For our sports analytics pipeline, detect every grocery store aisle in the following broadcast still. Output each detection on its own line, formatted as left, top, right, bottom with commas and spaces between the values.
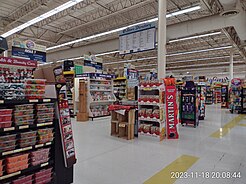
72, 105, 246, 184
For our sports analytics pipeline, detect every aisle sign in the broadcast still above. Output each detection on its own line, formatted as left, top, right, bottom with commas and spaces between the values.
12, 39, 46, 62
84, 55, 103, 72
119, 22, 156, 54
165, 86, 179, 139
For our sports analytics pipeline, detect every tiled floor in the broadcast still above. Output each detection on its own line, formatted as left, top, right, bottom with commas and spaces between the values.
72, 104, 246, 184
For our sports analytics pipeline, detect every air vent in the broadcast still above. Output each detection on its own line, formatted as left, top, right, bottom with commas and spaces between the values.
220, 9, 240, 17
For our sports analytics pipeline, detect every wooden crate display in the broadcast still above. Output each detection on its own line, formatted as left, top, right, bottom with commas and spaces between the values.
111, 109, 135, 140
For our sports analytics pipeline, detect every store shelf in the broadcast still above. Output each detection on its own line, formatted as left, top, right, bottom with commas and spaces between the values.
139, 86, 161, 91
139, 132, 159, 137
90, 89, 112, 92
0, 160, 54, 181
0, 122, 53, 133
138, 117, 161, 123
138, 102, 162, 106
90, 79, 111, 82
0, 142, 53, 157
90, 100, 115, 104
113, 77, 126, 81
0, 98, 55, 105
90, 84, 111, 87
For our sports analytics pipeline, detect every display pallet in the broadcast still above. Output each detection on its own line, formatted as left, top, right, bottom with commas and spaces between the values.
111, 109, 135, 140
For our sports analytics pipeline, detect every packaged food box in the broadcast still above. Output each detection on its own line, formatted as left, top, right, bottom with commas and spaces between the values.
19, 141, 36, 148
36, 103, 54, 110
39, 137, 53, 144
0, 159, 3, 165
0, 171, 3, 177
25, 84, 45, 90
12, 174, 33, 184
0, 139, 16, 147
6, 153, 29, 163
15, 104, 34, 111
0, 134, 16, 142
6, 163, 28, 174
7, 159, 28, 169
34, 168, 52, 178
0, 121, 12, 128
36, 113, 54, 119
0, 109, 13, 115
31, 158, 49, 166
0, 115, 12, 122
15, 114, 34, 122
35, 173, 52, 183
14, 109, 34, 116
26, 94, 44, 100
0, 165, 3, 172
35, 177, 52, 184
36, 118, 53, 124
31, 148, 50, 156
20, 131, 37, 139
25, 79, 46, 85
19, 136, 36, 143
15, 119, 34, 126
37, 108, 54, 114
0, 145, 16, 152
38, 128, 53, 136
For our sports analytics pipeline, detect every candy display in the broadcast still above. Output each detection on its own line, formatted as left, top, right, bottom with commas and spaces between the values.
36, 103, 54, 111
30, 148, 50, 166
139, 80, 162, 87
0, 134, 16, 152
37, 128, 54, 144
14, 104, 35, 125
0, 83, 25, 100
90, 105, 110, 117
0, 109, 12, 128
15, 104, 34, 111
138, 95, 160, 103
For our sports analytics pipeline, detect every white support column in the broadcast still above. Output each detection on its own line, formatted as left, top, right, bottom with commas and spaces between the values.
157, 0, 166, 79
229, 49, 234, 82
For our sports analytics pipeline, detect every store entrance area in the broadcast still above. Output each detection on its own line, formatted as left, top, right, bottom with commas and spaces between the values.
73, 105, 246, 184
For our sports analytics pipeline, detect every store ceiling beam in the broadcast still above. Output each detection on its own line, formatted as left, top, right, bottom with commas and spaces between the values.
3, 0, 52, 29
35, 0, 98, 28
59, 0, 155, 34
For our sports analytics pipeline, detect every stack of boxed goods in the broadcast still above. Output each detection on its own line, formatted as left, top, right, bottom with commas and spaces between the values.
30, 148, 50, 166
0, 134, 16, 152
14, 104, 34, 126
0, 109, 13, 128
6, 153, 29, 174
19, 131, 37, 148
37, 128, 54, 144
36, 103, 54, 124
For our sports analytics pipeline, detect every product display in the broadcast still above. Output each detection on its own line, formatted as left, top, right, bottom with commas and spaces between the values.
214, 85, 221, 104
205, 85, 213, 104
230, 78, 242, 113
138, 80, 166, 141
221, 84, 229, 108
181, 81, 199, 128
113, 77, 127, 100
196, 82, 206, 120
63, 71, 75, 117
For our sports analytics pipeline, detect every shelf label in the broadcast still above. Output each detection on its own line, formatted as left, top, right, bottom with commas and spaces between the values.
29, 99, 38, 103
41, 162, 49, 167
2, 150, 14, 156
45, 142, 52, 146
0, 171, 20, 180
43, 99, 51, 102
0, 100, 4, 104
35, 144, 44, 148
4, 127, 15, 132
19, 125, 29, 129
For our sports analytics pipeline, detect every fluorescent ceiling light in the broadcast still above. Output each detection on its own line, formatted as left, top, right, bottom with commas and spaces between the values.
169, 32, 221, 43
1, 0, 84, 38
47, 5, 201, 51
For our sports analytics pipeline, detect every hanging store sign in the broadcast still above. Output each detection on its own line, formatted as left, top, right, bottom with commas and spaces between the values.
12, 39, 46, 62
165, 85, 179, 139
84, 55, 103, 72
207, 76, 229, 84
0, 57, 37, 67
119, 22, 156, 54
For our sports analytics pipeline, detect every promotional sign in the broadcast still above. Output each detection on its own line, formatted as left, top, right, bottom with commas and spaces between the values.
12, 39, 46, 62
53, 66, 66, 83
231, 78, 242, 86
75, 65, 83, 76
0, 57, 37, 67
207, 76, 229, 84
119, 22, 156, 54
124, 68, 139, 87
84, 55, 103, 72
165, 86, 179, 139
58, 99, 76, 168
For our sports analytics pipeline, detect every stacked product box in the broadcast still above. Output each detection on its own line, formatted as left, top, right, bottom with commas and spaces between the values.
25, 79, 46, 100
0, 109, 13, 128
19, 131, 37, 148
37, 128, 54, 144
34, 168, 53, 184
6, 153, 29, 174
12, 174, 33, 184
30, 148, 50, 166
0, 84, 25, 100
36, 103, 54, 124
0, 159, 3, 176
0, 134, 16, 152
14, 104, 34, 126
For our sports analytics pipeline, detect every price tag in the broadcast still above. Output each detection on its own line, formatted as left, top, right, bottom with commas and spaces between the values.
2, 150, 14, 156
35, 144, 44, 148
43, 99, 51, 102
45, 122, 53, 126
41, 162, 49, 167
0, 100, 4, 104
4, 127, 15, 132
46, 142, 52, 146
0, 171, 20, 180
29, 99, 38, 103
19, 125, 29, 129
37, 123, 44, 127
22, 147, 32, 151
